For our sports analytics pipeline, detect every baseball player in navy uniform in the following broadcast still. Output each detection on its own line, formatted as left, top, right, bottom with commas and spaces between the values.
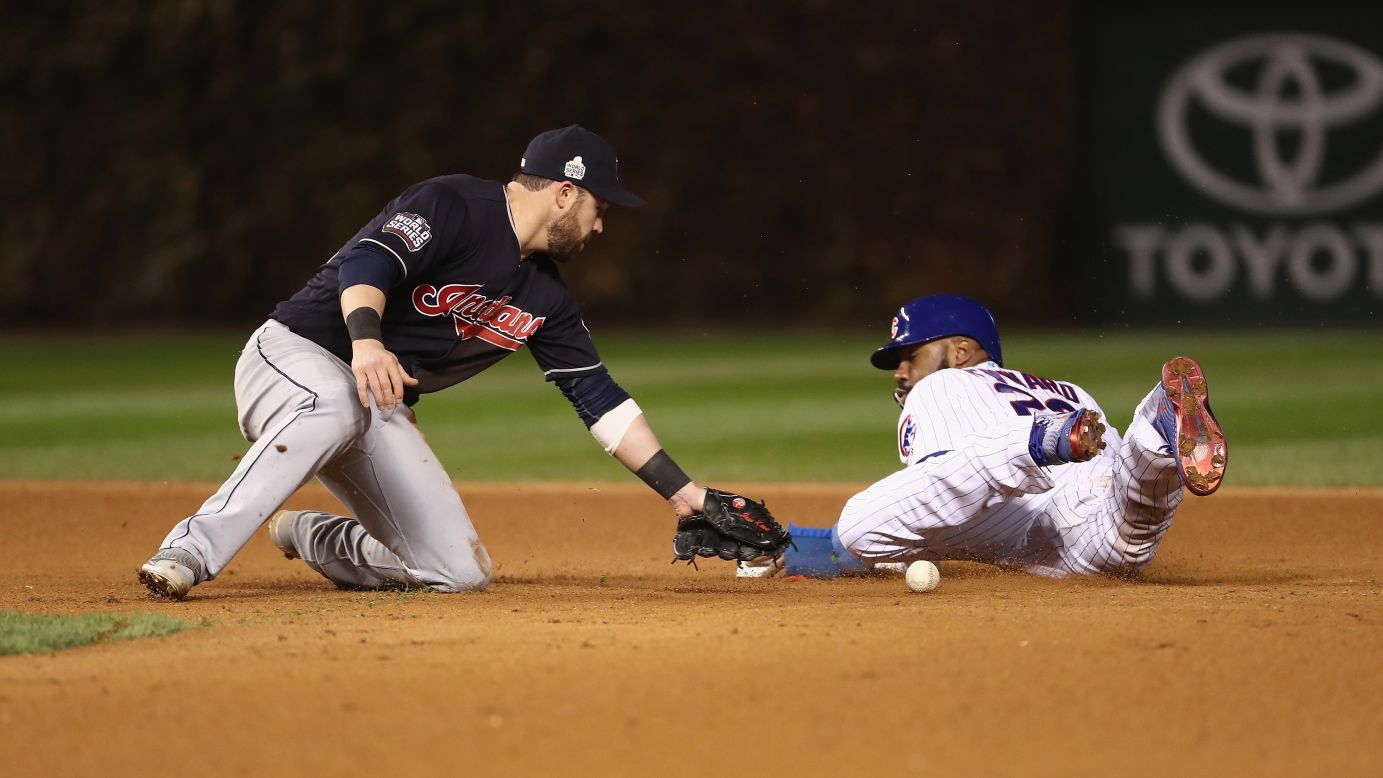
742, 294, 1228, 579
140, 125, 714, 599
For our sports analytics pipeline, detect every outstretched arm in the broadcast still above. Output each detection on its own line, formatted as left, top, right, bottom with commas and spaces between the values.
609, 415, 707, 518
553, 374, 789, 561
549, 372, 706, 518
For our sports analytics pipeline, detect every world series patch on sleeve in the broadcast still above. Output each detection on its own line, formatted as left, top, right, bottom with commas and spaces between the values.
672, 489, 792, 563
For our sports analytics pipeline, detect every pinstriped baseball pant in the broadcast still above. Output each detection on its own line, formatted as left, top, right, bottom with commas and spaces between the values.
154, 319, 492, 592
835, 386, 1183, 577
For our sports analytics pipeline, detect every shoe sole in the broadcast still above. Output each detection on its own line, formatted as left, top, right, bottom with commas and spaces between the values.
1067, 409, 1108, 462
138, 566, 189, 601
1161, 356, 1228, 496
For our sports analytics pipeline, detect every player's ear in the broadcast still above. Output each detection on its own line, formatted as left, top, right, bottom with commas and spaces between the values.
953, 337, 987, 367
949, 337, 972, 366
553, 181, 577, 210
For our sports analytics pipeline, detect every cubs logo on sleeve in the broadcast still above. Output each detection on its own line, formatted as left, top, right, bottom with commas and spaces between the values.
898, 413, 916, 461
382, 212, 433, 252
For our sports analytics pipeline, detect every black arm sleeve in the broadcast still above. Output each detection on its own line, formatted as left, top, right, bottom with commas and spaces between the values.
553, 371, 632, 428
338, 242, 403, 294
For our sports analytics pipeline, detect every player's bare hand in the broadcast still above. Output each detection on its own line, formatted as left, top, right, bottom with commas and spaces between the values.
351, 339, 419, 411
668, 482, 707, 519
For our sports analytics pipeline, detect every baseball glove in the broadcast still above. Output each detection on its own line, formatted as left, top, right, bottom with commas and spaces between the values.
672, 488, 792, 563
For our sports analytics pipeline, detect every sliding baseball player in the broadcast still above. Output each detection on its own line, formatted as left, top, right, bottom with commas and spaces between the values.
742, 294, 1227, 579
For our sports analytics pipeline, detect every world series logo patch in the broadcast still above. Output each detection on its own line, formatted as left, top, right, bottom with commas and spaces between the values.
382, 212, 433, 252
564, 156, 587, 180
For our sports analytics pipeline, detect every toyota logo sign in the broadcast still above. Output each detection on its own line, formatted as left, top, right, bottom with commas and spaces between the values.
1158, 33, 1383, 216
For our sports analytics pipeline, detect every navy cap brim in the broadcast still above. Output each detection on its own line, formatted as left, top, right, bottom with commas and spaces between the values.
870, 345, 901, 370
583, 183, 646, 208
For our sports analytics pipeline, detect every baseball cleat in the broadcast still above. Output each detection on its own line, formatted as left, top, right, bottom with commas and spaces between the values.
267, 510, 303, 560
1062, 409, 1108, 463
736, 556, 784, 578
1157, 356, 1227, 496
138, 558, 194, 601
1029, 409, 1107, 466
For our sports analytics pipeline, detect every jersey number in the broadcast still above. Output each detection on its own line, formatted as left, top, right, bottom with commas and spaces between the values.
993, 383, 1076, 416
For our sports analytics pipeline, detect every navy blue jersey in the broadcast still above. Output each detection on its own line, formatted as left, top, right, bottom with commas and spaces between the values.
272, 175, 605, 403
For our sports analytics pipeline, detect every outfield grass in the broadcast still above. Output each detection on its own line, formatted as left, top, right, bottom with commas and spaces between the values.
1, 329, 1380, 486
0, 611, 194, 655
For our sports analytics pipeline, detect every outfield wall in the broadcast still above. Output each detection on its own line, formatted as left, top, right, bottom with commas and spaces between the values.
4, 3, 1380, 327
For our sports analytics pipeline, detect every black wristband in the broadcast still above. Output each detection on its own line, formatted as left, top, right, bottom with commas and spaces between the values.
345, 307, 383, 342
635, 449, 692, 500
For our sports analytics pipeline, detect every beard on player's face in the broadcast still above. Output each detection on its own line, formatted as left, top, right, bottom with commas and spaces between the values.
894, 343, 951, 403
545, 200, 591, 262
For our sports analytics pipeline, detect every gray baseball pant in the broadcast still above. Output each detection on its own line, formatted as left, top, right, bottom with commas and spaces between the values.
154, 319, 492, 592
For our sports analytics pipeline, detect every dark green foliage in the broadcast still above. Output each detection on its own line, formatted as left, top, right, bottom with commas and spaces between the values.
1, 3, 1072, 326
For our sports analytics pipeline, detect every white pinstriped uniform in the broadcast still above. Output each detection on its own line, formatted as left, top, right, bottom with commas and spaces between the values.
835, 361, 1183, 577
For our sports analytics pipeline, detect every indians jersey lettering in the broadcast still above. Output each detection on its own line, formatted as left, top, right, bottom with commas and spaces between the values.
412, 283, 546, 350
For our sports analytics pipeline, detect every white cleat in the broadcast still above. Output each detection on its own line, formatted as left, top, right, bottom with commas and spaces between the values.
267, 510, 303, 560
870, 562, 908, 575
138, 559, 194, 600
736, 557, 785, 578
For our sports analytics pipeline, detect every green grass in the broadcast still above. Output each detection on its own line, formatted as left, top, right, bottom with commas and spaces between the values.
0, 611, 194, 655
1, 329, 1380, 486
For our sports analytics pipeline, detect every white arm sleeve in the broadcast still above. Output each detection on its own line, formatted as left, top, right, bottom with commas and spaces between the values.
589, 398, 643, 454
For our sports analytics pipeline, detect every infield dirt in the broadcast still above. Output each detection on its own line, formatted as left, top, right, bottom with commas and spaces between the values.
1, 481, 1380, 776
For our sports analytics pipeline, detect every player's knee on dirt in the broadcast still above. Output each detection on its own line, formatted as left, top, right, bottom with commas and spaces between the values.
414, 541, 493, 593
419, 567, 491, 593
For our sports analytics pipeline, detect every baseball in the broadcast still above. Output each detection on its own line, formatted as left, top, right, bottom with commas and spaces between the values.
905, 560, 940, 593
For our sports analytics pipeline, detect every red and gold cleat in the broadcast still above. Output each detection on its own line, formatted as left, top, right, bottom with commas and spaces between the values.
1065, 409, 1108, 463
1160, 356, 1228, 496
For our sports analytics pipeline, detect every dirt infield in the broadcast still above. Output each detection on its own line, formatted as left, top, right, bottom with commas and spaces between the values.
1, 481, 1380, 777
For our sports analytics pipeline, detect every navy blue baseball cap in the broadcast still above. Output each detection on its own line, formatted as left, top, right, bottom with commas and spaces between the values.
870, 294, 1004, 368
519, 125, 646, 208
